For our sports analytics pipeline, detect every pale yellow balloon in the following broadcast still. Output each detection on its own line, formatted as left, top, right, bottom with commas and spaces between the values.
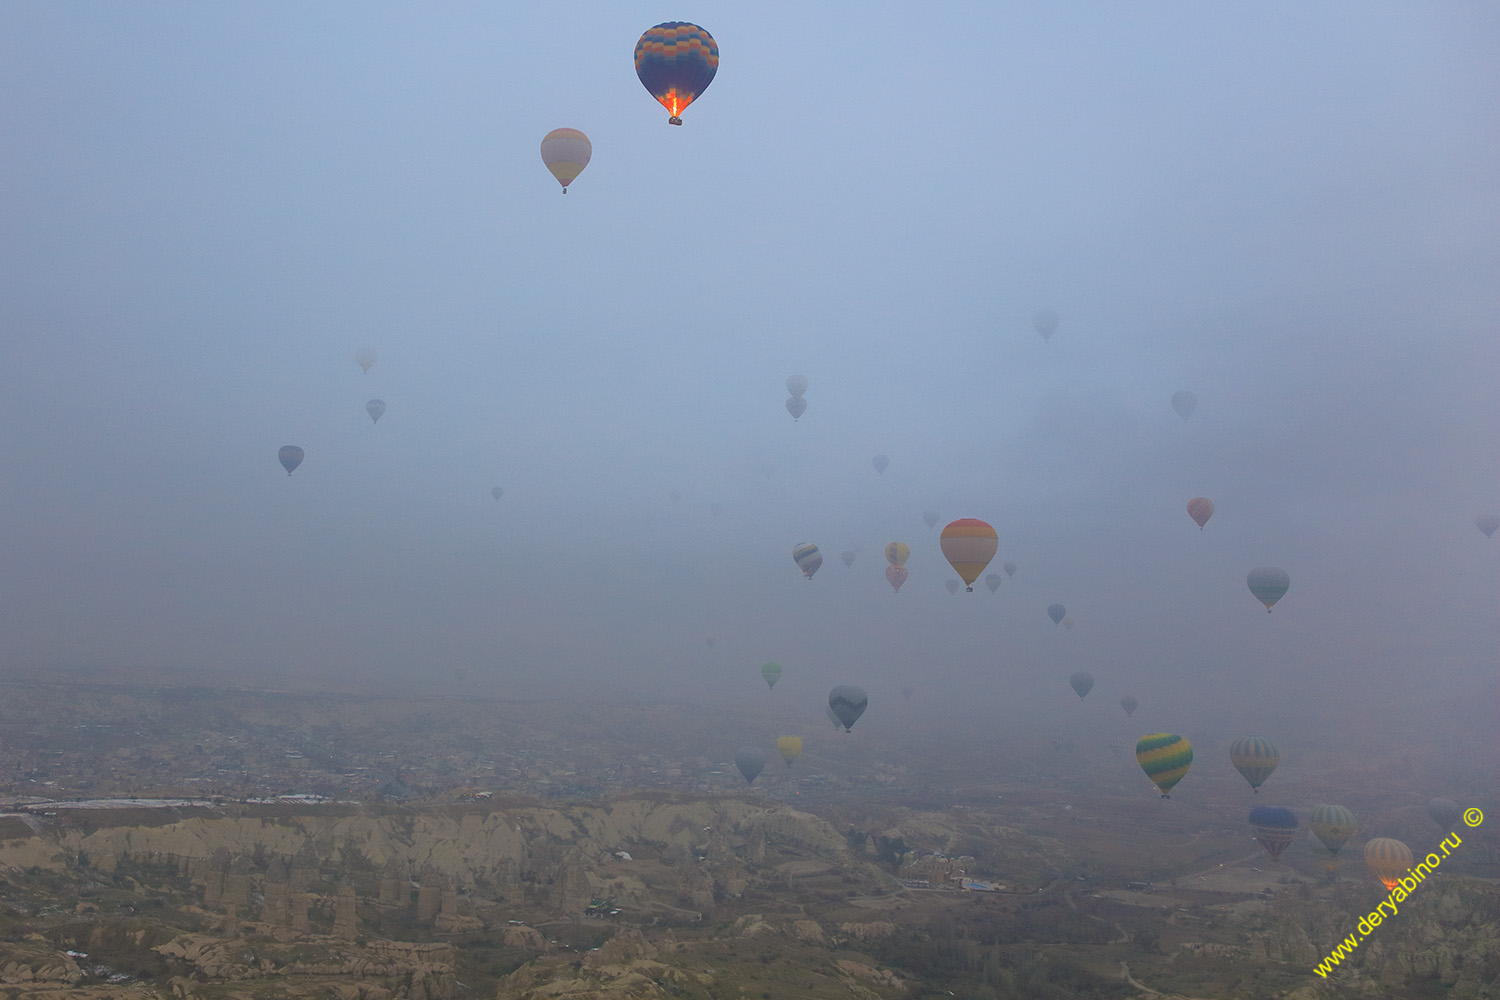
540, 128, 592, 192
776, 736, 802, 766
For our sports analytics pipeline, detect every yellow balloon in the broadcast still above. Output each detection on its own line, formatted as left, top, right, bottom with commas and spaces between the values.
776, 736, 802, 766
540, 128, 592, 192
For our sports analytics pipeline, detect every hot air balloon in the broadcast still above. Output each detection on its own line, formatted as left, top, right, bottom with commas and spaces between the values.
1061, 615, 1075, 631
1003, 562, 1017, 577
1120, 695, 1138, 716
366, 399, 386, 424
984, 574, 1001, 594
940, 518, 998, 591
1047, 604, 1066, 625
1249, 806, 1299, 861
1427, 798, 1462, 830
901, 685, 914, 701
540, 128, 591, 192
884, 542, 910, 567
1247, 567, 1290, 612
828, 685, 867, 732
761, 662, 782, 689
635, 22, 718, 125
922, 510, 939, 528
786, 375, 808, 398
705, 636, 716, 649
1171, 390, 1197, 420
786, 396, 807, 421
1476, 514, 1499, 538
735, 746, 767, 784
945, 579, 960, 595
1069, 672, 1094, 699
841, 549, 856, 569
1310, 804, 1357, 858
1364, 838, 1413, 891
1229, 736, 1279, 792
1186, 497, 1214, 529
885, 565, 908, 592
278, 445, 304, 476
491, 487, 503, 501
825, 705, 843, 729
872, 454, 889, 475
354, 347, 378, 373
1033, 309, 1059, 341
793, 543, 822, 579
776, 736, 802, 766
1136, 733, 1192, 798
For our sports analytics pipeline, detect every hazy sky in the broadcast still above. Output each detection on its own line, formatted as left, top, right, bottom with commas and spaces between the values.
1, 5, 1496, 748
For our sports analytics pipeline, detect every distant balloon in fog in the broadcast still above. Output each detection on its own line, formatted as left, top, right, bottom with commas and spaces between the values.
828, 685, 868, 732
901, 685, 914, 701
1427, 798, 1462, 829
1249, 806, 1298, 860
922, 510, 939, 528
885, 565, 908, 592
872, 454, 889, 475
1229, 736, 1279, 792
793, 543, 822, 579
1003, 562, 1017, 577
945, 579, 960, 595
1246, 567, 1290, 612
786, 375, 808, 398
1136, 733, 1192, 798
776, 736, 802, 766
1047, 603, 1066, 625
735, 746, 768, 784
761, 662, 782, 689
940, 518, 998, 591
785, 396, 807, 421
884, 542, 910, 568
278, 445, 304, 476
1476, 514, 1499, 538
841, 549, 856, 569
1069, 672, 1093, 699
1365, 838, 1413, 891
1120, 695, 1138, 716
984, 574, 1001, 594
1186, 497, 1214, 529
354, 347, 378, 373
1061, 615, 1075, 631
491, 487, 504, 500
825, 705, 843, 728
1033, 309, 1059, 341
1171, 390, 1198, 420
366, 399, 386, 424
1310, 804, 1357, 858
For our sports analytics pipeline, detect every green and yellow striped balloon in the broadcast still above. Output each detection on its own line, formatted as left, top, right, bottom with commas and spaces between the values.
1229, 735, 1279, 792
1136, 733, 1193, 798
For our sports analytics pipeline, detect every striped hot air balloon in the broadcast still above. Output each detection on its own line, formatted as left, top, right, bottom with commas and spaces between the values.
939, 518, 998, 591
1365, 838, 1413, 891
1229, 736, 1279, 792
1136, 733, 1193, 798
792, 543, 822, 579
540, 128, 592, 192
635, 22, 718, 125
884, 541, 910, 567
1249, 806, 1299, 860
1310, 804, 1357, 857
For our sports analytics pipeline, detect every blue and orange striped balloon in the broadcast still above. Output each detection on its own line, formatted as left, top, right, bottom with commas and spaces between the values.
635, 22, 718, 124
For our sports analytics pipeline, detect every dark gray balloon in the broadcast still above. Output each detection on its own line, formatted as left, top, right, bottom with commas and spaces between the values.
1069, 671, 1094, 699
735, 746, 768, 784
1427, 798, 1462, 829
1047, 603, 1066, 625
828, 684, 868, 732
277, 445, 304, 476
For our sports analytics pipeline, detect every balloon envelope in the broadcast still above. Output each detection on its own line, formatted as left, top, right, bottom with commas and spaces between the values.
840, 549, 856, 568
884, 541, 910, 567
1136, 733, 1192, 798
1249, 806, 1299, 860
1476, 514, 1499, 538
366, 399, 386, 423
1171, 390, 1198, 420
1365, 838, 1413, 890
761, 662, 782, 689
825, 705, 843, 729
1069, 671, 1094, 699
945, 579, 960, 595
278, 445, 304, 475
785, 396, 807, 420
635, 22, 718, 123
540, 128, 591, 192
735, 746, 767, 784
785, 375, 808, 398
1427, 798, 1462, 829
939, 518, 998, 590
1033, 309, 1059, 341
1047, 603, 1066, 625
1003, 561, 1017, 577
776, 736, 802, 766
354, 347, 378, 373
1247, 567, 1290, 611
922, 510, 939, 528
792, 543, 822, 579
1310, 804, 1357, 856
1186, 497, 1214, 529
885, 565, 908, 592
1061, 615, 1075, 631
872, 454, 889, 475
1229, 736, 1279, 791
828, 685, 868, 732
491, 487, 503, 500
984, 574, 1001, 594
1120, 695, 1138, 716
